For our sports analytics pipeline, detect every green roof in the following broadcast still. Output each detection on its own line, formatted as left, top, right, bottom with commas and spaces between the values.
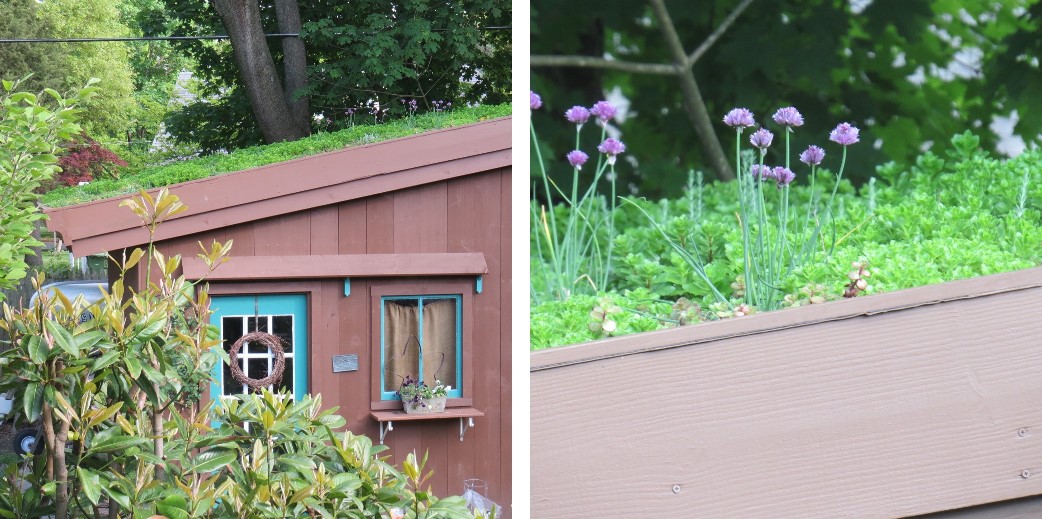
43, 103, 512, 207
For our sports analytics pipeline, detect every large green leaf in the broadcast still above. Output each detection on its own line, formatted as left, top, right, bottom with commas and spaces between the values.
26, 335, 46, 364
87, 434, 150, 454
23, 381, 42, 421
156, 495, 190, 519
192, 450, 238, 473
44, 320, 77, 356
76, 466, 102, 505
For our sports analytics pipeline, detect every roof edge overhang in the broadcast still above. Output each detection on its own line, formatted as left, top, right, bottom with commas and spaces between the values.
531, 264, 1042, 371
183, 253, 488, 280
46, 117, 511, 256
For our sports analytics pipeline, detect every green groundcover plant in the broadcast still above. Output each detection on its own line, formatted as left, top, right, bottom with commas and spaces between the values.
0, 190, 482, 519
42, 103, 511, 208
531, 94, 1042, 350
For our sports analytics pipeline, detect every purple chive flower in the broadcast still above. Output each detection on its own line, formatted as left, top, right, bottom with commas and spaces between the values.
772, 107, 804, 128
829, 122, 860, 146
590, 101, 617, 125
723, 108, 755, 128
773, 166, 796, 186
530, 91, 542, 110
565, 106, 591, 126
567, 150, 589, 169
799, 145, 825, 166
597, 138, 626, 165
749, 127, 774, 150
751, 164, 776, 181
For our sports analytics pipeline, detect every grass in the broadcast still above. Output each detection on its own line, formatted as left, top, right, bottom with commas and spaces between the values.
42, 103, 511, 208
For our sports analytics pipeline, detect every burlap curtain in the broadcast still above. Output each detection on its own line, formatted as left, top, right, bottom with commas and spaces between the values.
422, 299, 458, 387
384, 298, 459, 393
383, 302, 419, 392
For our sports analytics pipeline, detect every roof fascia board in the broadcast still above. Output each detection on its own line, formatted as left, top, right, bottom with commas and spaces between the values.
182, 253, 488, 280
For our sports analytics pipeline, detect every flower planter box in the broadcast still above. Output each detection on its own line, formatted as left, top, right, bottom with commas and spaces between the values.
531, 266, 1042, 518
402, 396, 447, 415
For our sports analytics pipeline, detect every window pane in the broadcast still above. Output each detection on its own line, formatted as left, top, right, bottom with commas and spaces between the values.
248, 358, 269, 387
272, 315, 293, 353
222, 316, 243, 349
223, 359, 240, 395
383, 299, 420, 393
279, 359, 293, 393
422, 299, 458, 390
247, 316, 269, 353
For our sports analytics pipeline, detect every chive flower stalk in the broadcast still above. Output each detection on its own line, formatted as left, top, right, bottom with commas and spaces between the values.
799, 145, 825, 166
566, 150, 589, 169
749, 128, 774, 152
597, 138, 626, 166
773, 167, 795, 187
772, 107, 804, 129
723, 108, 755, 128
751, 164, 775, 181
530, 91, 542, 111
565, 106, 591, 129
590, 101, 617, 126
827, 122, 860, 208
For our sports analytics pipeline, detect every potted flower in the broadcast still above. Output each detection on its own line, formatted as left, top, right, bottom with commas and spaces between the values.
397, 376, 449, 414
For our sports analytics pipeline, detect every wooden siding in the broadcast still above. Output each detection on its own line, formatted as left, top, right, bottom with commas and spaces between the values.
531, 266, 1042, 518
145, 168, 511, 511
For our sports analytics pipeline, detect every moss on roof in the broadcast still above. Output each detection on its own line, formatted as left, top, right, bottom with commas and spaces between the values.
43, 103, 511, 207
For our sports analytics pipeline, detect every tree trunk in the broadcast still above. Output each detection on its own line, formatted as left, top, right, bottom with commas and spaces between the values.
213, 0, 304, 144
648, 0, 735, 181
273, 0, 311, 136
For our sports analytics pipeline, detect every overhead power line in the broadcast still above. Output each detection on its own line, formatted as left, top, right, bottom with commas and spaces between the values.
0, 26, 511, 44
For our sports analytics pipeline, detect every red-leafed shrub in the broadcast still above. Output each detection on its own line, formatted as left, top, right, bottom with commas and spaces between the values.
55, 135, 128, 186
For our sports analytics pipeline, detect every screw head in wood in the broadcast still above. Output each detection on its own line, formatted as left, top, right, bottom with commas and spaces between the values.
1022, 470, 1032, 479
672, 484, 681, 494
1018, 428, 1029, 437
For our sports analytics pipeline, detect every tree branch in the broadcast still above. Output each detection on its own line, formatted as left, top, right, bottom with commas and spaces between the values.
686, 0, 756, 66
530, 54, 677, 75
649, 0, 734, 180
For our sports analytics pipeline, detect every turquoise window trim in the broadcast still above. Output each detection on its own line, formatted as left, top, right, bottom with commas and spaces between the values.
343, 278, 351, 297
209, 294, 308, 402
475, 275, 483, 294
380, 294, 463, 400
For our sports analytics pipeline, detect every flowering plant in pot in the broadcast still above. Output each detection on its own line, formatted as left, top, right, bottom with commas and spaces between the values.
398, 376, 450, 414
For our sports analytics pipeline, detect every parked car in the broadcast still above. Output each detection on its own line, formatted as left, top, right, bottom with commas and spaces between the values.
9, 280, 107, 456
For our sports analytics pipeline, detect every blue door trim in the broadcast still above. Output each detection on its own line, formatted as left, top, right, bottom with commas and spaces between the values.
209, 294, 308, 401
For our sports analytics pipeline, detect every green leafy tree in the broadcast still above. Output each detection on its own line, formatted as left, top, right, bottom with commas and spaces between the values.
36, 0, 139, 141
0, 0, 71, 96
152, 0, 511, 153
0, 79, 95, 301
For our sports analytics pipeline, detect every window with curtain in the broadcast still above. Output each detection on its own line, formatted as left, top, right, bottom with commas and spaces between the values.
381, 295, 462, 400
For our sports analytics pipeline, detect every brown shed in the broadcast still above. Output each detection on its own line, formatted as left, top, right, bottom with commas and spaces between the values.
45, 118, 512, 512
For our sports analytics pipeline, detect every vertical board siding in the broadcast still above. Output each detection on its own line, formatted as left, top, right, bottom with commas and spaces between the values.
497, 169, 512, 512
337, 200, 367, 255
142, 168, 509, 513
531, 285, 1042, 518
309, 206, 339, 255
447, 170, 503, 507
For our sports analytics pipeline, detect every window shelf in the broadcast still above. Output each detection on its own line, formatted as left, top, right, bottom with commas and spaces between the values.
370, 407, 484, 444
